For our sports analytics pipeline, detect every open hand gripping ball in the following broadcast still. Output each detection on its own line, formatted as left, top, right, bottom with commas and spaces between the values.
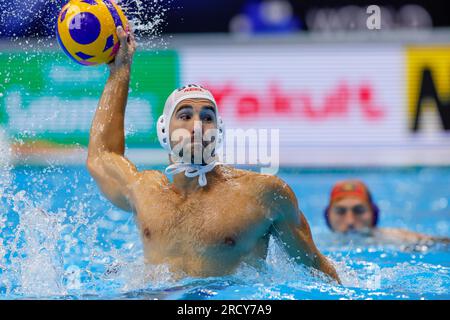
56, 0, 128, 66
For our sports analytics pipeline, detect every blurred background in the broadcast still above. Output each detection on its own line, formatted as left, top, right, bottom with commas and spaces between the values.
1, 0, 449, 36
0, 0, 449, 167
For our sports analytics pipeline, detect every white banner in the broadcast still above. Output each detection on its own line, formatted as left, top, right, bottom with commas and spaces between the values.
179, 44, 450, 166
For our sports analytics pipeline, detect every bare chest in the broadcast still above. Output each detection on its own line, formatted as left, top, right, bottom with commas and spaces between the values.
132, 185, 271, 250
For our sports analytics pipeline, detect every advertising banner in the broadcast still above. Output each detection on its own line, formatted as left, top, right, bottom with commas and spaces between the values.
0, 50, 179, 147
179, 44, 450, 165
1, 41, 450, 166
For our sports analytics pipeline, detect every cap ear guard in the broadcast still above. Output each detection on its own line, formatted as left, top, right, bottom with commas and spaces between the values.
215, 117, 224, 151
157, 115, 171, 151
366, 190, 379, 227
324, 205, 333, 230
371, 203, 379, 227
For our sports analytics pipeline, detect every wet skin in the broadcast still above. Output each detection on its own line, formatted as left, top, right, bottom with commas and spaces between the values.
86, 25, 340, 281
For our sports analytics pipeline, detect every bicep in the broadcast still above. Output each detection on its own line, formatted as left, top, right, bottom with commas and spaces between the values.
87, 152, 140, 212
264, 178, 318, 262
272, 209, 341, 282
271, 209, 319, 266
266, 178, 327, 264
264, 177, 340, 282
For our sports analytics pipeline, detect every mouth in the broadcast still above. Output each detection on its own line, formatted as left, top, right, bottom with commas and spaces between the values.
343, 227, 371, 236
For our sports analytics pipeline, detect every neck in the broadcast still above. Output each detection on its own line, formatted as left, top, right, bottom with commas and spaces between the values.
172, 172, 202, 193
172, 165, 219, 194
167, 156, 221, 194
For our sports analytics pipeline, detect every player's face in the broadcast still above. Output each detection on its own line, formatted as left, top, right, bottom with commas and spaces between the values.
328, 197, 374, 233
169, 98, 218, 164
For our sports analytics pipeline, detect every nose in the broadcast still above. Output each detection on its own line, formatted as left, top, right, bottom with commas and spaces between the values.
191, 120, 203, 140
184, 114, 200, 134
345, 213, 356, 230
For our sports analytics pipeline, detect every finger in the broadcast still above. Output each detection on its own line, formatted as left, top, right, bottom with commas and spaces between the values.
127, 23, 137, 51
127, 22, 136, 47
128, 22, 135, 39
116, 26, 128, 48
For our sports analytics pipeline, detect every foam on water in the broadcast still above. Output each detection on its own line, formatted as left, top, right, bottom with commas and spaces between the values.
0, 144, 175, 298
117, 0, 172, 50
1, 0, 172, 52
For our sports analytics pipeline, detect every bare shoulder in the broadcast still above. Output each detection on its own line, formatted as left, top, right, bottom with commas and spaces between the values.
140, 169, 170, 184
130, 169, 170, 191
218, 165, 287, 192
217, 165, 288, 189
253, 172, 297, 204
217, 165, 298, 215
215, 165, 257, 180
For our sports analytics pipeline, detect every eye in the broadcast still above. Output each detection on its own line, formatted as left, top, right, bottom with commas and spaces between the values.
353, 205, 368, 215
333, 207, 347, 216
177, 112, 192, 121
200, 109, 216, 123
202, 115, 213, 122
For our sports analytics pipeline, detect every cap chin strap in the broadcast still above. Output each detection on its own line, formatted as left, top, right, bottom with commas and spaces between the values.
165, 160, 221, 187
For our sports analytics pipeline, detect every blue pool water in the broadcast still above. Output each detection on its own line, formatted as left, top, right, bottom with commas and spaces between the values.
0, 165, 449, 300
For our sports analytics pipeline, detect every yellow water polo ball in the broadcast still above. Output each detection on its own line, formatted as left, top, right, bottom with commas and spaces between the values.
56, 0, 128, 66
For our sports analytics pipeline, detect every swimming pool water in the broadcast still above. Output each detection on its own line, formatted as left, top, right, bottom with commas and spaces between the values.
0, 165, 449, 300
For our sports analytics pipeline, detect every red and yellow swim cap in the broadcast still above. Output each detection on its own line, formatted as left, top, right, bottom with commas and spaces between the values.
329, 180, 371, 205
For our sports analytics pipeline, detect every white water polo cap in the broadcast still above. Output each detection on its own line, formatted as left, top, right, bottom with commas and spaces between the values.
157, 84, 224, 152
157, 84, 224, 187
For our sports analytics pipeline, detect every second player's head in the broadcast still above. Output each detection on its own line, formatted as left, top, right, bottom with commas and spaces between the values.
324, 180, 379, 234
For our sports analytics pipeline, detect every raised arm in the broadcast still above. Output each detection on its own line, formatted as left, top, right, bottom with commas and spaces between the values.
265, 177, 341, 283
87, 25, 139, 212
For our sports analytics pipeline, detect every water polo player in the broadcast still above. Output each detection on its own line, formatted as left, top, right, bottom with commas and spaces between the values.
86, 25, 340, 282
324, 180, 450, 245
